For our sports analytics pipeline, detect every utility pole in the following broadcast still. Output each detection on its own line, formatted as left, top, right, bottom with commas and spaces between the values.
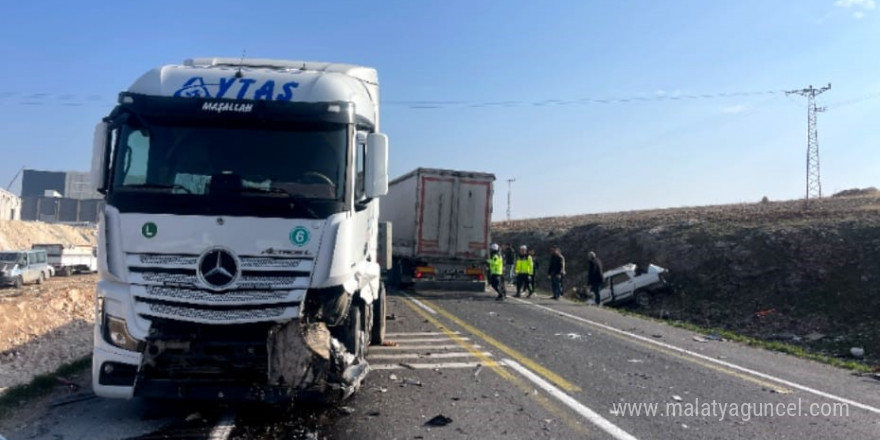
506, 178, 516, 221
786, 83, 831, 203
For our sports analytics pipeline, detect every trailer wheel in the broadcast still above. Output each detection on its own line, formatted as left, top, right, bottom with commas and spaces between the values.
634, 290, 651, 308
371, 283, 387, 345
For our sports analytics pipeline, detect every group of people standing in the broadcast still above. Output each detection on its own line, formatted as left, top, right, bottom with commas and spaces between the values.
486, 243, 569, 301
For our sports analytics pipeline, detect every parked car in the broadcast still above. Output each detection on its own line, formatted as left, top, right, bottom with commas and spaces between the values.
592, 263, 670, 307
0, 250, 51, 288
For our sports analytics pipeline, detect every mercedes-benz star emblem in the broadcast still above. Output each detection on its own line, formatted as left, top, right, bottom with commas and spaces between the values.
198, 248, 239, 289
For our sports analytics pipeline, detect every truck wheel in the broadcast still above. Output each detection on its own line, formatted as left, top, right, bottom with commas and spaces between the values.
342, 302, 364, 359
371, 284, 387, 345
13, 276, 22, 289
634, 290, 651, 308
62, 266, 73, 277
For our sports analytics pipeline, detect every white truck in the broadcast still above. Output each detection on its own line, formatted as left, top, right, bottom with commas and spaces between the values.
380, 168, 495, 291
32, 244, 98, 276
89, 58, 390, 403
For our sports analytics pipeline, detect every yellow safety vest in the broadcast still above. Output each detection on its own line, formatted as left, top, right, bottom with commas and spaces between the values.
488, 254, 504, 275
515, 256, 533, 275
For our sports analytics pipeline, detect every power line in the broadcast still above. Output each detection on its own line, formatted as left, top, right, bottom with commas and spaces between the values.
786, 83, 831, 203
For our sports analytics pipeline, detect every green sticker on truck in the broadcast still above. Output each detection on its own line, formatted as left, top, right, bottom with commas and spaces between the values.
290, 226, 310, 247
142, 222, 158, 239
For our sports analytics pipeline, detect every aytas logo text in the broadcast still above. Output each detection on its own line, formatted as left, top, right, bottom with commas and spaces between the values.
202, 102, 254, 114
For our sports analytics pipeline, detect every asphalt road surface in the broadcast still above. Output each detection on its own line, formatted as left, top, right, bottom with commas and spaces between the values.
3, 288, 879, 439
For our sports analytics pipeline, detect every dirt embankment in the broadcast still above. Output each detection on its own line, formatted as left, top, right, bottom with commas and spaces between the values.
0, 220, 98, 393
0, 220, 96, 250
494, 194, 880, 362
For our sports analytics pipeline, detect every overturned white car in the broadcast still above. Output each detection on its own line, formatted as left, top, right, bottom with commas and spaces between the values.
592, 263, 670, 307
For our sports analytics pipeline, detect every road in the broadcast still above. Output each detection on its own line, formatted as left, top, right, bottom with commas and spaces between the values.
3, 288, 880, 439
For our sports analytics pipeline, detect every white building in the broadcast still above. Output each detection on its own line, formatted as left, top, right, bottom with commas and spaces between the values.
0, 188, 21, 220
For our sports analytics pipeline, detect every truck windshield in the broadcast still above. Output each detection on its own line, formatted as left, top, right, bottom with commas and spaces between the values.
0, 253, 19, 262
108, 120, 348, 218
112, 121, 346, 198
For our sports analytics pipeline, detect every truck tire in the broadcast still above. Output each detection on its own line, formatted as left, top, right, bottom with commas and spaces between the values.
342, 302, 364, 359
13, 276, 22, 289
634, 290, 651, 308
62, 266, 73, 277
371, 284, 387, 345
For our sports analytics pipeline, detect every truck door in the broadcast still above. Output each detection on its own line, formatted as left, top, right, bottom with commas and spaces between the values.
454, 179, 491, 259
417, 176, 454, 256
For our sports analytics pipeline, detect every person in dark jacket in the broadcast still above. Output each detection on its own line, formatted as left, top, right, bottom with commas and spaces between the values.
587, 251, 605, 305
502, 243, 515, 286
547, 247, 565, 300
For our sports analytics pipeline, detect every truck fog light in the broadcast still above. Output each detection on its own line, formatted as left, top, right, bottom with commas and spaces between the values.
104, 315, 141, 351
103, 363, 115, 374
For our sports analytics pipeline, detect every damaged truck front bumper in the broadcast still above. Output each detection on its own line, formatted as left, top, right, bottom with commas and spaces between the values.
94, 316, 369, 403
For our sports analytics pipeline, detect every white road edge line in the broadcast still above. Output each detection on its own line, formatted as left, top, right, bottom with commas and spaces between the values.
372, 361, 493, 370
208, 410, 236, 440
399, 292, 437, 315
502, 358, 639, 440
368, 351, 493, 360
514, 298, 880, 416
386, 331, 461, 337
369, 344, 482, 351
394, 337, 472, 343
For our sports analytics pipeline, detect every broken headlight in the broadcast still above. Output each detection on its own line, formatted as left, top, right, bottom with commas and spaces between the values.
103, 314, 141, 352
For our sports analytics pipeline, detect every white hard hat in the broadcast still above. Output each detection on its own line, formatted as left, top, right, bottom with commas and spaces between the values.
519, 245, 527, 251
490, 243, 500, 251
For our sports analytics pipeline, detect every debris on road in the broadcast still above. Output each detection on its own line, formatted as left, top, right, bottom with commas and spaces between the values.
403, 378, 423, 387
400, 363, 416, 370
692, 336, 708, 343
381, 340, 399, 347
386, 313, 397, 321
474, 364, 483, 377
671, 395, 683, 402
337, 406, 355, 415
424, 414, 453, 427
651, 334, 663, 338
184, 412, 203, 422
627, 359, 645, 363
389, 374, 399, 381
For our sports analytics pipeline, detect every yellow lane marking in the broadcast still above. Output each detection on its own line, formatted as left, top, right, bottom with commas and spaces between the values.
417, 297, 581, 392
401, 298, 590, 436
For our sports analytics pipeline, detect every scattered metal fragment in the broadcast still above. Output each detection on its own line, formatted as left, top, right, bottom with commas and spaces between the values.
425, 414, 453, 427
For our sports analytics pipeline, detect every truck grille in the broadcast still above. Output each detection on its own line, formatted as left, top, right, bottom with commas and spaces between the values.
127, 253, 311, 324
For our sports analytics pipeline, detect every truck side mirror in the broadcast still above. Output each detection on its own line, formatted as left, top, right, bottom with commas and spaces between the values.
91, 122, 109, 194
365, 132, 389, 198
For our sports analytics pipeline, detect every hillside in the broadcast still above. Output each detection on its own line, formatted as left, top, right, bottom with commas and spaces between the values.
494, 194, 880, 363
0, 220, 96, 250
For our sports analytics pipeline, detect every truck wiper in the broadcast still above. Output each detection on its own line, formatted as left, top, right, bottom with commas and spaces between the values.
120, 183, 193, 194
232, 187, 322, 219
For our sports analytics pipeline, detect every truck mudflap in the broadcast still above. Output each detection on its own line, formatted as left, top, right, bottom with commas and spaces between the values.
268, 321, 370, 403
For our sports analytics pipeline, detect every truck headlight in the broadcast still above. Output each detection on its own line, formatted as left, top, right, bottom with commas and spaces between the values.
103, 315, 141, 352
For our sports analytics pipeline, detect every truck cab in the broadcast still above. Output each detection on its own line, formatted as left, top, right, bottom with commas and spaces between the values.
90, 58, 389, 402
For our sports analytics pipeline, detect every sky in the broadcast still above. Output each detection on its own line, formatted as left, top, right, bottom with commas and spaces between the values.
0, 0, 877, 220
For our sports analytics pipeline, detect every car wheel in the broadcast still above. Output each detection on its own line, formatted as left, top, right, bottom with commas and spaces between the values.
634, 290, 651, 308
37, 272, 45, 285
371, 283, 387, 346
13, 276, 22, 289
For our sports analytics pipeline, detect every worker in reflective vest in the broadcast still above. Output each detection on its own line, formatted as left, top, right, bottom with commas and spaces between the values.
514, 245, 534, 298
487, 244, 506, 300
